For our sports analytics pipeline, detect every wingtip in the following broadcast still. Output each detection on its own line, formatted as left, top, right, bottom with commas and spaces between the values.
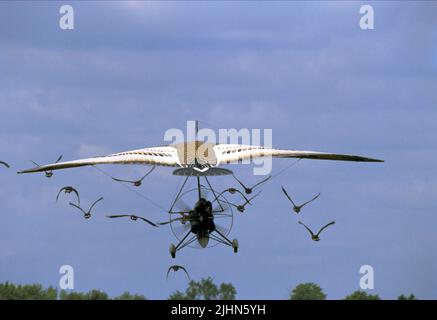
17, 170, 31, 174
17, 166, 42, 174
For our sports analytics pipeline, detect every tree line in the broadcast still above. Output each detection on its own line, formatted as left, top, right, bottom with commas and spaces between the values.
0, 279, 416, 300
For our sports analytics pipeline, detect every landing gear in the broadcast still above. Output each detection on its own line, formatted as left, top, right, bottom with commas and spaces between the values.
232, 239, 239, 253
169, 230, 197, 258
166, 167, 237, 257
170, 244, 176, 259
210, 228, 239, 254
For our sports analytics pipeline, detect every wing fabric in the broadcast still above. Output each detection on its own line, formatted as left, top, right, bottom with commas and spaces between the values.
18, 146, 181, 174
214, 144, 383, 165
18, 143, 383, 174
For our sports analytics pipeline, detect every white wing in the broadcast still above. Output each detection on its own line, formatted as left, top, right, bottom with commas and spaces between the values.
213, 144, 383, 165
18, 146, 181, 174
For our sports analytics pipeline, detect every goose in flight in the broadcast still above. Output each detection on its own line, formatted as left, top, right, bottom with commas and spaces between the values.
212, 188, 251, 205
281, 186, 320, 213
56, 186, 80, 205
111, 166, 155, 187
106, 214, 158, 227
298, 221, 335, 242
232, 174, 271, 195
226, 191, 262, 213
167, 265, 190, 280
30, 155, 63, 178
69, 197, 103, 219
0, 161, 10, 168
18, 141, 383, 176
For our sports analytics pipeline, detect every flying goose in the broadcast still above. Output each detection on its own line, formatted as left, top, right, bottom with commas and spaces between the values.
107, 214, 158, 227
298, 221, 336, 242
282, 186, 320, 213
69, 197, 103, 219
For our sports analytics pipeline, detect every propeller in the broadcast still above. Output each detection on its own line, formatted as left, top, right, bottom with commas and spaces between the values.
173, 197, 191, 214
200, 185, 210, 199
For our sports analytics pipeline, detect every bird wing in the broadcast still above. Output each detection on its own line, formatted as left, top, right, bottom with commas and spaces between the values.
298, 221, 315, 237
214, 144, 383, 165
231, 174, 247, 189
55, 188, 66, 202
300, 193, 321, 208
138, 216, 158, 227
166, 266, 174, 280
246, 191, 262, 204
57, 187, 80, 204
179, 266, 191, 280
69, 203, 86, 214
89, 197, 103, 212
158, 217, 183, 225
0, 161, 10, 168
281, 186, 296, 207
233, 189, 251, 203
139, 166, 156, 181
251, 175, 272, 189
18, 146, 181, 174
316, 221, 336, 236
30, 161, 41, 167
111, 177, 135, 183
158, 220, 172, 226
107, 215, 130, 219
71, 188, 80, 205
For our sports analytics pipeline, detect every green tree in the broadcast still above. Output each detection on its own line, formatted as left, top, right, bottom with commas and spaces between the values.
218, 283, 237, 300
0, 282, 57, 300
114, 291, 147, 300
398, 294, 417, 300
1, 282, 147, 300
59, 291, 88, 300
86, 289, 109, 300
60, 289, 109, 300
169, 277, 236, 300
344, 290, 380, 300
289, 283, 326, 300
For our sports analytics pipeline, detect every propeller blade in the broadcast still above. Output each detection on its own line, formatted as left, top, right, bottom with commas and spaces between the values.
213, 199, 231, 213
200, 186, 210, 199
172, 223, 191, 239
215, 224, 229, 236
174, 197, 191, 213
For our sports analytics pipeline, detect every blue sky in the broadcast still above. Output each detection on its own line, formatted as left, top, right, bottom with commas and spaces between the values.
0, 1, 436, 299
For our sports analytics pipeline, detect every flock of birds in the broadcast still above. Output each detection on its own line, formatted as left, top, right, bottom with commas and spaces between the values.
1, 158, 336, 280
281, 187, 335, 241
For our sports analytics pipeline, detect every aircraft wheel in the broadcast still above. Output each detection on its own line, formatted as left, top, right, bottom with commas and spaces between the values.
169, 244, 176, 259
232, 239, 239, 253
